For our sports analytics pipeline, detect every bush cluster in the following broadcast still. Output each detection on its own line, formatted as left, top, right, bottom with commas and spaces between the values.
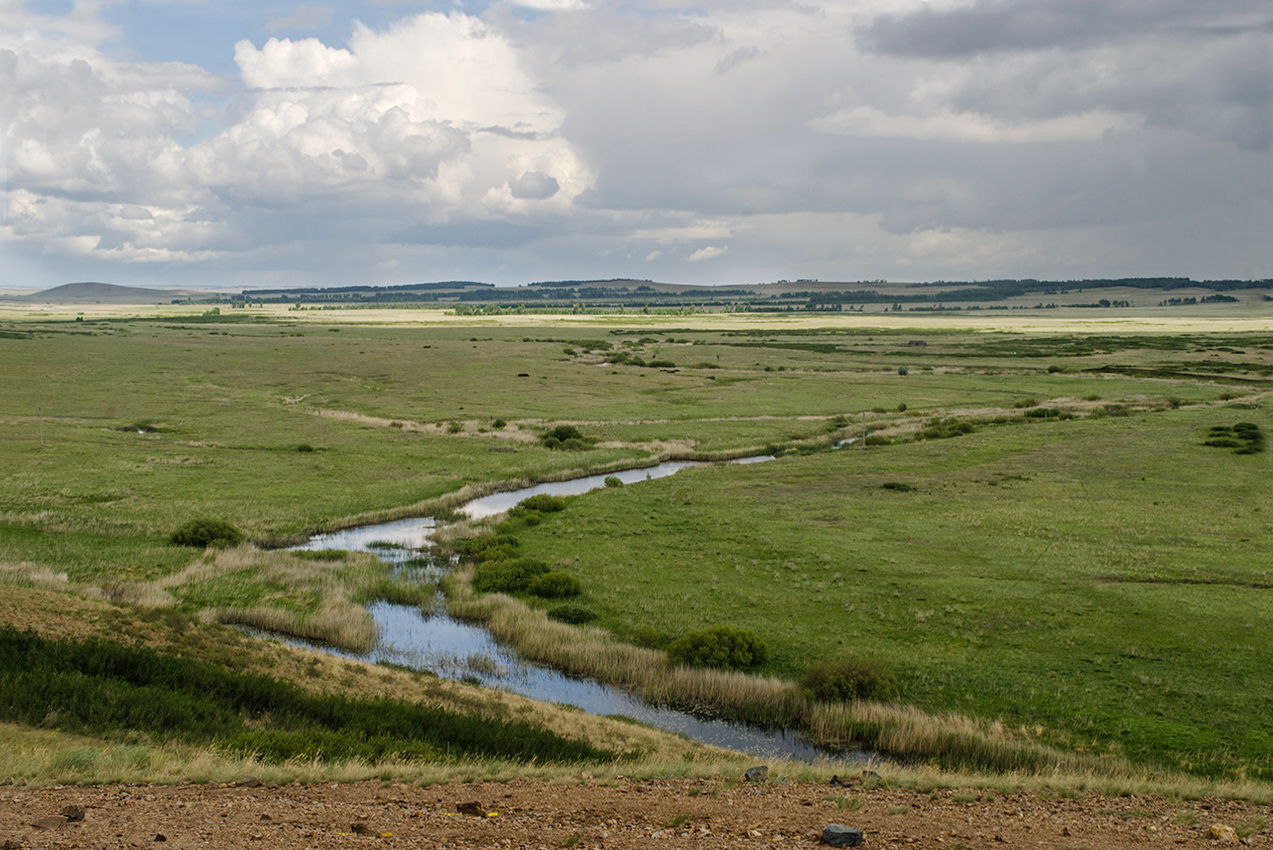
169, 518, 244, 548
472, 558, 551, 594
540, 425, 595, 451
1205, 423, 1266, 454
527, 572, 582, 599
919, 419, 976, 440
801, 654, 898, 702
666, 626, 768, 671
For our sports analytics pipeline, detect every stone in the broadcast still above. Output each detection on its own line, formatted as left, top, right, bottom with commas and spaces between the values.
31, 816, 69, 830
352, 822, 375, 835
744, 766, 769, 783
456, 801, 485, 816
1210, 823, 1239, 843
232, 776, 262, 788
60, 805, 85, 822
822, 824, 864, 847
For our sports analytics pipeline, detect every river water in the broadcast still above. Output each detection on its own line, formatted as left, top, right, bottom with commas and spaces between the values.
284, 458, 870, 763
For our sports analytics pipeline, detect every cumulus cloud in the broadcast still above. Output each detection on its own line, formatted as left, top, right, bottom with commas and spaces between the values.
3, 7, 591, 270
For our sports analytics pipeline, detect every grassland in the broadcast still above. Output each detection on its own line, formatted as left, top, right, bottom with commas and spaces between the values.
0, 304, 1270, 788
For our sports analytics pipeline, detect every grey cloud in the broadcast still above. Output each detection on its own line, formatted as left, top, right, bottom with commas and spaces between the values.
715, 45, 762, 75
860, 0, 1273, 58
508, 171, 560, 200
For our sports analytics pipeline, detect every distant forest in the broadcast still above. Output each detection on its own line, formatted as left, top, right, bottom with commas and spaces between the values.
229, 277, 1272, 311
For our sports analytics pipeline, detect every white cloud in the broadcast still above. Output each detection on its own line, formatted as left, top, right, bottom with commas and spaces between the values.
687, 245, 727, 262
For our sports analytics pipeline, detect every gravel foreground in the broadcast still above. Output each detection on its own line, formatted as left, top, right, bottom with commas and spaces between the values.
0, 778, 1266, 849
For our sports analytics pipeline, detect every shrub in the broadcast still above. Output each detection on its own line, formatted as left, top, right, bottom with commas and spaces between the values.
801, 654, 898, 702
896, 403, 907, 412
604, 476, 623, 488
170, 518, 244, 548
527, 571, 582, 599
472, 558, 550, 594
492, 418, 507, 430
447, 421, 463, 434
547, 604, 597, 624
880, 482, 916, 492
648, 359, 676, 368
1046, 364, 1062, 373
919, 419, 976, 440
667, 626, 768, 671
457, 534, 519, 562
517, 494, 566, 513
897, 366, 908, 376
296, 443, 315, 452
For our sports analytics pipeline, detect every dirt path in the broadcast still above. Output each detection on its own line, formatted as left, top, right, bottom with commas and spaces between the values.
1, 777, 1264, 849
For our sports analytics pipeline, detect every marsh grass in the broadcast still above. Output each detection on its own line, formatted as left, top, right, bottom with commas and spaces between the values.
444, 569, 1114, 774
155, 545, 420, 651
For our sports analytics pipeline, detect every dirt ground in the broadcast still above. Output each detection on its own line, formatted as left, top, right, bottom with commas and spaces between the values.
0, 776, 1266, 849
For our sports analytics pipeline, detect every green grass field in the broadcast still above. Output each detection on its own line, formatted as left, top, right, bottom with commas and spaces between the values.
1, 308, 1270, 783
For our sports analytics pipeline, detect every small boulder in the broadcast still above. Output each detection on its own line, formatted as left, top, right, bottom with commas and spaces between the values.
456, 801, 485, 816
822, 824, 864, 847
32, 815, 69, 830
61, 804, 86, 822
1210, 823, 1239, 843
232, 776, 262, 788
744, 766, 769, 783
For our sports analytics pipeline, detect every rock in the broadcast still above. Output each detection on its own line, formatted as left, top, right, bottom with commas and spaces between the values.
232, 776, 262, 788
31, 816, 69, 830
2, 840, 22, 850
153, 834, 167, 843
60, 805, 85, 823
456, 801, 485, 816
1210, 823, 1239, 843
822, 824, 864, 847
744, 766, 769, 783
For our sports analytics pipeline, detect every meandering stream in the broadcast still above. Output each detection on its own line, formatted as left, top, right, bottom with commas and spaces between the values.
281, 458, 871, 762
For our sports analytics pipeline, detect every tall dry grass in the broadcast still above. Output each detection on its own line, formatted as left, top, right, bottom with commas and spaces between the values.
157, 545, 381, 651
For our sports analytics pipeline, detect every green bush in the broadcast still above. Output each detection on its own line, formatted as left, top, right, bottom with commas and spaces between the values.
541, 425, 591, 450
897, 366, 908, 376
801, 654, 898, 702
472, 558, 551, 594
547, 604, 597, 624
457, 534, 519, 562
528, 571, 582, 599
919, 419, 976, 440
491, 418, 507, 430
169, 518, 244, 548
604, 476, 623, 488
667, 626, 768, 671
296, 443, 315, 452
517, 494, 566, 513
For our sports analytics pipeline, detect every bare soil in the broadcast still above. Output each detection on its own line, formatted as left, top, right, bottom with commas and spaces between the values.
1, 777, 1266, 849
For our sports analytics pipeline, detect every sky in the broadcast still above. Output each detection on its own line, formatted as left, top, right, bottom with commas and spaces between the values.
1, 0, 1270, 291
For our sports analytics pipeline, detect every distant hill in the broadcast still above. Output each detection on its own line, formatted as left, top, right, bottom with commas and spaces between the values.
17, 282, 218, 303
